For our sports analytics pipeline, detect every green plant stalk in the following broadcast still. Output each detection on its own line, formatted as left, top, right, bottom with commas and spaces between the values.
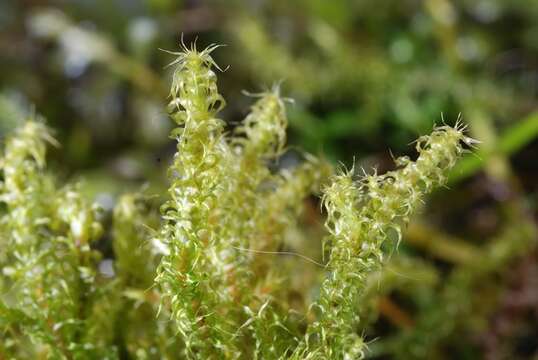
295, 124, 473, 359
0, 121, 116, 358
155, 42, 333, 359
155, 42, 239, 358
112, 193, 182, 358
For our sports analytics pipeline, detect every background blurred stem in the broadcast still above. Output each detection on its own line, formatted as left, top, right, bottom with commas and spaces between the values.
405, 222, 481, 265
29, 9, 167, 98
449, 111, 538, 184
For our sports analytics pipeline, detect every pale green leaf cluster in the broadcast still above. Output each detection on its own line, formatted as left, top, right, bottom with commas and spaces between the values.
155, 42, 330, 359
154, 43, 471, 359
292, 122, 474, 359
0, 120, 116, 358
0, 43, 471, 360
111, 193, 183, 358
0, 121, 183, 359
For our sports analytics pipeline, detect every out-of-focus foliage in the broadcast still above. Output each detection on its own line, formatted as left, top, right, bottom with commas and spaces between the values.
1, 0, 537, 358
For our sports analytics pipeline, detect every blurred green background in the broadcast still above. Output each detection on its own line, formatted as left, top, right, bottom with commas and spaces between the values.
1, 0, 537, 358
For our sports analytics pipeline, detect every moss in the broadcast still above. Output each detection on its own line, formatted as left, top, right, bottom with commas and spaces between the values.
0, 43, 470, 359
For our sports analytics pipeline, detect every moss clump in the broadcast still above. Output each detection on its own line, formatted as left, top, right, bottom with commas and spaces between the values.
0, 43, 471, 359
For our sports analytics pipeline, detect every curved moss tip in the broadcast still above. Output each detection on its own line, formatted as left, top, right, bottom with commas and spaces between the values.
303, 122, 474, 359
